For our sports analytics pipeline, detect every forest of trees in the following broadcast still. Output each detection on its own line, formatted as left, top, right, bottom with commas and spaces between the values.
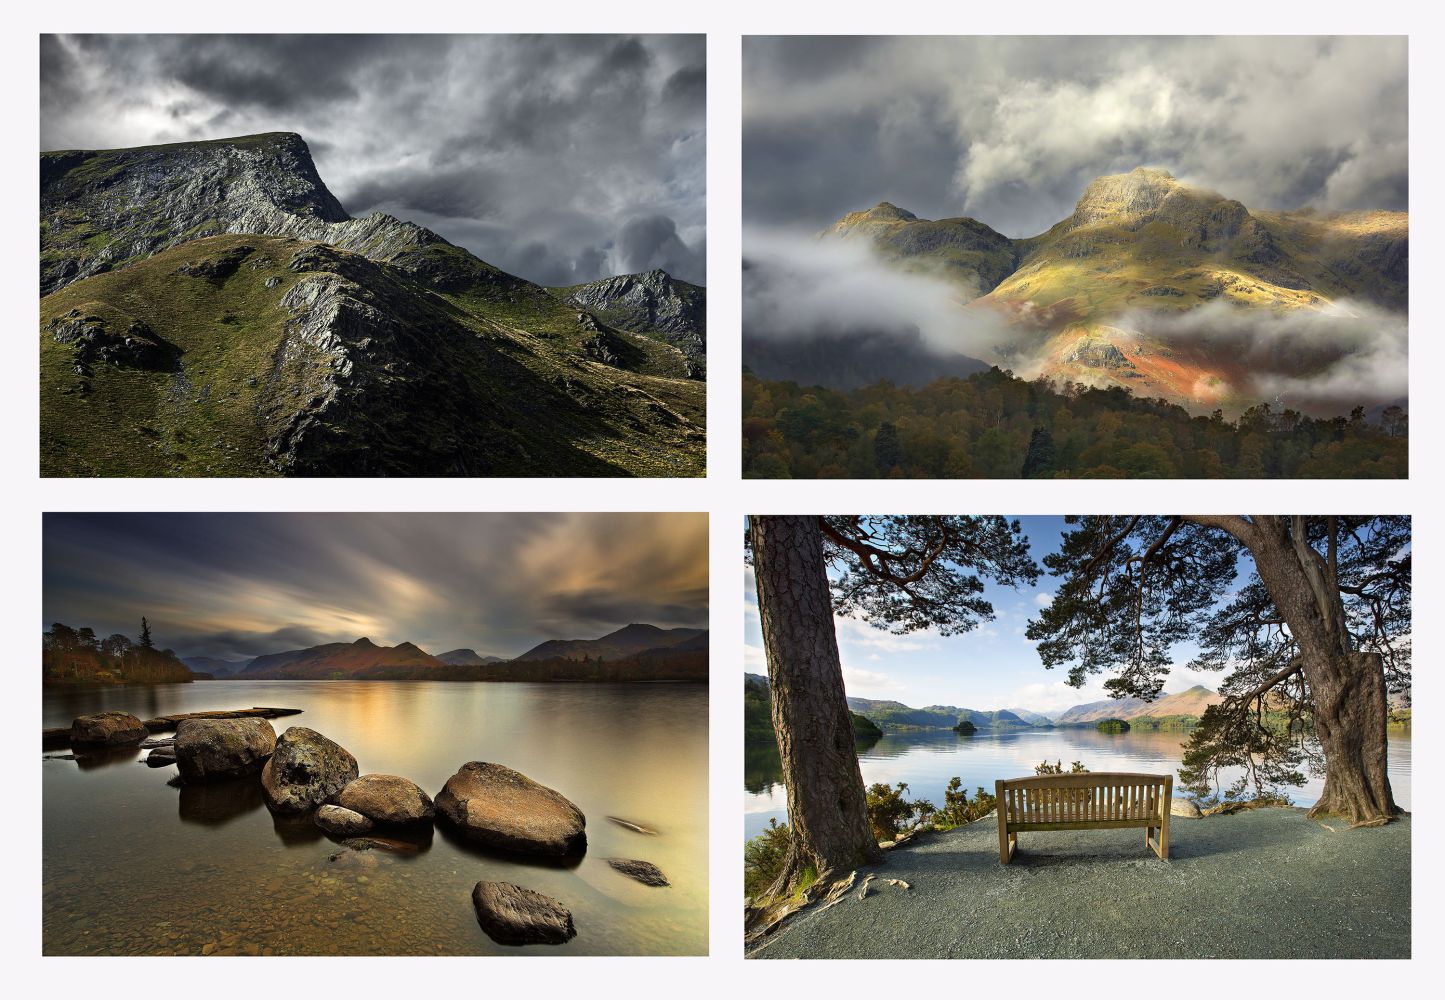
742, 369, 1408, 479
42, 619, 197, 685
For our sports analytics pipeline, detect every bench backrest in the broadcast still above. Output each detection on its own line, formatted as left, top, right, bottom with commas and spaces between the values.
997, 772, 1171, 827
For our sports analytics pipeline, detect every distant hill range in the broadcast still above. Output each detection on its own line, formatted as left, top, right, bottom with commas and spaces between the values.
513, 623, 706, 662
1051, 685, 1222, 725
180, 624, 708, 683
838, 684, 1222, 731
845, 696, 1035, 732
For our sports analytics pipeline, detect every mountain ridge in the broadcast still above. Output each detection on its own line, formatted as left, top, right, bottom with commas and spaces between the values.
812, 167, 1407, 410
40, 132, 706, 477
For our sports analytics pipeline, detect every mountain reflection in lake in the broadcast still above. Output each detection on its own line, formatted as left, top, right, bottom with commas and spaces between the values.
44, 680, 707, 956
744, 726, 1411, 840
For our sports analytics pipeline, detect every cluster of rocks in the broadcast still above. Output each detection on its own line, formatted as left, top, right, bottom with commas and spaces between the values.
48, 309, 173, 375
52, 710, 673, 948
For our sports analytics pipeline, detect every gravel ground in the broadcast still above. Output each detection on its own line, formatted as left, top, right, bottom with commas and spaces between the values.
749, 808, 1410, 959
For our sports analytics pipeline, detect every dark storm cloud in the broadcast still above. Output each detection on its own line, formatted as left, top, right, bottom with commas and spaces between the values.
41, 34, 706, 285
42, 513, 709, 661
743, 36, 1407, 236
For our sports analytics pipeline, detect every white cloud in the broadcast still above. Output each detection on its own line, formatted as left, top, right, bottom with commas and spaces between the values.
842, 666, 906, 698
1034, 592, 1055, 607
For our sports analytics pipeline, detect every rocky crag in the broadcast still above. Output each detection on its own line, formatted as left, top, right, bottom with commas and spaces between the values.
40, 133, 705, 477
556, 268, 707, 369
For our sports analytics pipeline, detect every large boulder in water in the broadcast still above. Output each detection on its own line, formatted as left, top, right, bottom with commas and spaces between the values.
435, 762, 586, 856
70, 711, 148, 748
174, 718, 276, 782
471, 881, 576, 945
337, 774, 435, 826
314, 804, 375, 836
261, 727, 359, 813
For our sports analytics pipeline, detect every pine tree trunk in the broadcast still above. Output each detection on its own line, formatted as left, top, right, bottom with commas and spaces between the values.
1242, 517, 1400, 826
749, 515, 880, 898
1305, 650, 1399, 825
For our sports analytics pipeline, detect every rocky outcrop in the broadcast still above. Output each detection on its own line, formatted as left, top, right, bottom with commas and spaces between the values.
70, 712, 148, 748
1066, 341, 1134, 371
173, 718, 276, 782
48, 310, 174, 375
260, 727, 359, 813
607, 858, 669, 887
559, 269, 706, 359
337, 774, 435, 826
434, 762, 586, 856
471, 881, 576, 946
314, 804, 375, 836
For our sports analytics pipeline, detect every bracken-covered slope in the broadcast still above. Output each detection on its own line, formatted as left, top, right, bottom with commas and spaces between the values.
822, 168, 1407, 410
40, 133, 705, 477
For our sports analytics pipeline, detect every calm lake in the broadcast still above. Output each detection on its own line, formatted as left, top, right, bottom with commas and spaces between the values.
44, 680, 708, 956
744, 726, 1412, 840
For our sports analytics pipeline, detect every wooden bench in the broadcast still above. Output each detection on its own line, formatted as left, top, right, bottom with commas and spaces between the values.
995, 772, 1172, 863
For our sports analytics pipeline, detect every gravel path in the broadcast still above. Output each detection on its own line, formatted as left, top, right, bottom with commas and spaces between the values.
749, 808, 1410, 959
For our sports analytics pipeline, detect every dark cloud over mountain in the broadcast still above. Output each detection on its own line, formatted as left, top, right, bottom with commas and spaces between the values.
743, 36, 1406, 236
42, 513, 709, 661
42, 34, 706, 285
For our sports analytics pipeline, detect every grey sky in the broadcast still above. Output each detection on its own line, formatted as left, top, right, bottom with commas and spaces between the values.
41, 34, 706, 285
743, 36, 1407, 236
43, 513, 709, 661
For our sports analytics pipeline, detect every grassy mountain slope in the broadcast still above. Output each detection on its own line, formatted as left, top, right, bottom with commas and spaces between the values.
40, 133, 705, 477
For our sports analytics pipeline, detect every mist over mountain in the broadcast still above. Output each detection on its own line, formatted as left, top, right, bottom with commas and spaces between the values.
744, 167, 1406, 416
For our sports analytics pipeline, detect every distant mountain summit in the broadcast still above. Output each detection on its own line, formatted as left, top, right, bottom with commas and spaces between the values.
807, 168, 1407, 410
514, 623, 707, 662
39, 132, 705, 477
557, 269, 706, 366
436, 648, 505, 666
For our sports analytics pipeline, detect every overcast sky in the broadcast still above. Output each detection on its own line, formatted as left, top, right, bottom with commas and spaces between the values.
44, 513, 708, 661
743, 36, 1407, 237
744, 517, 1227, 716
41, 34, 706, 286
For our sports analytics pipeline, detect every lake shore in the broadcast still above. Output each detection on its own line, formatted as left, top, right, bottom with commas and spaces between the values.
748, 808, 1410, 960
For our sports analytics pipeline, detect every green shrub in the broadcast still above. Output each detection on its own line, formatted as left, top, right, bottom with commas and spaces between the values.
1035, 759, 1088, 775
744, 818, 792, 898
934, 777, 998, 829
866, 781, 933, 841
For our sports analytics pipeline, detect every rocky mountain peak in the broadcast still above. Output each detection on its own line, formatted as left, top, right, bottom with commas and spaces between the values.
40, 131, 490, 297
559, 267, 706, 353
1070, 166, 1185, 228
868, 201, 917, 221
